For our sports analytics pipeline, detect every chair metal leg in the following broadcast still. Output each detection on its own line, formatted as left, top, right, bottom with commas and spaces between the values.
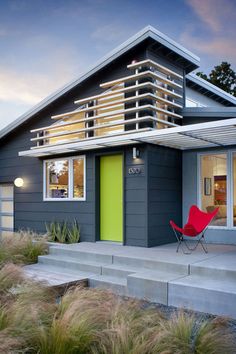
176, 236, 182, 253
172, 227, 191, 254
184, 237, 201, 251
172, 228, 208, 254
199, 234, 208, 253
183, 233, 208, 253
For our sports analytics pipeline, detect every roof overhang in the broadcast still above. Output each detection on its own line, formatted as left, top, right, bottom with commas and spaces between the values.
0, 26, 199, 142
182, 107, 236, 118
186, 74, 236, 107
19, 118, 236, 157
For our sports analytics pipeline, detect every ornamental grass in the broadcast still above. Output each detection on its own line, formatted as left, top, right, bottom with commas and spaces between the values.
0, 263, 235, 354
0, 230, 48, 267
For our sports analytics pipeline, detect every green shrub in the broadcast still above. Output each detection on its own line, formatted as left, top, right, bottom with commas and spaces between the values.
56, 221, 68, 243
45, 221, 57, 242
46, 220, 80, 244
68, 219, 80, 244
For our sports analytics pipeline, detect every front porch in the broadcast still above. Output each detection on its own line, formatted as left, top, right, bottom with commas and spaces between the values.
25, 241, 236, 319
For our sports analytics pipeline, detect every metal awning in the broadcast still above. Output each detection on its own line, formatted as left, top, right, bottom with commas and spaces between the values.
19, 118, 236, 157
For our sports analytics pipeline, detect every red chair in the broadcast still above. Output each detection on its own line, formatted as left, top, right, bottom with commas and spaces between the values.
170, 205, 219, 254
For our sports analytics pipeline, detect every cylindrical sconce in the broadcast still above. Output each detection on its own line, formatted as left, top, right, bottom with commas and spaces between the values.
132, 147, 140, 159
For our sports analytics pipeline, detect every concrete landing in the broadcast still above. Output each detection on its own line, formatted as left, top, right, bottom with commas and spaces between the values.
23, 242, 236, 318
24, 263, 90, 288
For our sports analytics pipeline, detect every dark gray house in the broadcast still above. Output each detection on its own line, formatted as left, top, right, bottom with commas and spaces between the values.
1, 25, 236, 247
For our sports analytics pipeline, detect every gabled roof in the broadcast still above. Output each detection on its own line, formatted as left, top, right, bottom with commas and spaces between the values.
0, 25, 199, 141
186, 73, 236, 107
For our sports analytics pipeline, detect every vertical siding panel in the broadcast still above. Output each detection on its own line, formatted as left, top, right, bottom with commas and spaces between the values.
147, 145, 182, 247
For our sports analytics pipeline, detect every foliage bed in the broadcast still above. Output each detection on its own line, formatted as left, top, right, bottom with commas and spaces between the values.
0, 231, 48, 268
46, 220, 80, 244
0, 263, 235, 354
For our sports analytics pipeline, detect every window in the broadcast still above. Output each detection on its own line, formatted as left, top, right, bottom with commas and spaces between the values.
95, 84, 124, 137
0, 185, 14, 233
73, 159, 85, 198
200, 154, 227, 226
233, 153, 236, 227
46, 160, 69, 199
44, 156, 85, 200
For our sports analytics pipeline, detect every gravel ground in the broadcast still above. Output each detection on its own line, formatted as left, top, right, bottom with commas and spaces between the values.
141, 300, 236, 339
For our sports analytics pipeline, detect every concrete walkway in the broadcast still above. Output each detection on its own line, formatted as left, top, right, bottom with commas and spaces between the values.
24, 242, 236, 318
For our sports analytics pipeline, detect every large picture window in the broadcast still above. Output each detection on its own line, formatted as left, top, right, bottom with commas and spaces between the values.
44, 156, 85, 201
200, 154, 227, 227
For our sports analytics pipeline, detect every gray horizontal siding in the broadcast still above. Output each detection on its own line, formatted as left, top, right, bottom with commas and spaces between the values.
15, 202, 95, 213
126, 202, 146, 215
125, 189, 146, 202
147, 145, 182, 247
124, 146, 148, 247
0, 43, 185, 247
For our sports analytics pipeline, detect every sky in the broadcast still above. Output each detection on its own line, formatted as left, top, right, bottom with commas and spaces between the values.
0, 0, 235, 130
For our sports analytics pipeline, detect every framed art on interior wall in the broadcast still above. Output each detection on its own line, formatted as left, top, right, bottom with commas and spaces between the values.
204, 177, 211, 196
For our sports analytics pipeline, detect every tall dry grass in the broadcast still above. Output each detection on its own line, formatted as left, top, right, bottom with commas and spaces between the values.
144, 311, 235, 354
0, 264, 235, 354
0, 230, 48, 267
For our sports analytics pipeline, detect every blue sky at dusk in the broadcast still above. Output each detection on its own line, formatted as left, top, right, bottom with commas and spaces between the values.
0, 0, 235, 129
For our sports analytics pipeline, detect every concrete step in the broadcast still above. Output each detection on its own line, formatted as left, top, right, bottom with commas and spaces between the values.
89, 275, 128, 296
113, 255, 188, 275
49, 246, 113, 264
23, 263, 92, 287
168, 275, 236, 318
190, 253, 236, 281
38, 255, 104, 274
101, 264, 143, 278
127, 270, 186, 305
191, 264, 236, 281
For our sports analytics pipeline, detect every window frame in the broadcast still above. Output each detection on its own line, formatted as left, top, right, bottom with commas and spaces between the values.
198, 150, 234, 229
43, 155, 86, 202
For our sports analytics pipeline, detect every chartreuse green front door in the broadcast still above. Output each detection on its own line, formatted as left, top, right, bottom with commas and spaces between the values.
100, 155, 123, 242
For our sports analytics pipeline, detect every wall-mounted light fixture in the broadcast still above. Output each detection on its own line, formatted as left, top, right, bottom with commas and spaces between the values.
132, 147, 140, 159
14, 178, 24, 188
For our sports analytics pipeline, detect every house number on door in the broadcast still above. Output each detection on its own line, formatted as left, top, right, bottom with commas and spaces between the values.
128, 167, 141, 175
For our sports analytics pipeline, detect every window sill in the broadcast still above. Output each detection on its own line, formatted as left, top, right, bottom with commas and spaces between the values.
208, 226, 236, 230
43, 198, 86, 202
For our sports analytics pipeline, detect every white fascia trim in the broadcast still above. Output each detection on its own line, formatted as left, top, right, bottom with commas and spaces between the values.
187, 73, 236, 105
0, 25, 199, 141
146, 25, 200, 65
19, 117, 236, 157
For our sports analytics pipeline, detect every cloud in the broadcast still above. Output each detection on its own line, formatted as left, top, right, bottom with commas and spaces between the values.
0, 67, 56, 105
180, 31, 236, 64
0, 51, 80, 105
0, 35, 89, 106
182, 0, 236, 71
186, 0, 235, 32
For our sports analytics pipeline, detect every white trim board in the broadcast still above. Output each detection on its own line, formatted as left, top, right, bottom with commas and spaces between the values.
19, 117, 236, 157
